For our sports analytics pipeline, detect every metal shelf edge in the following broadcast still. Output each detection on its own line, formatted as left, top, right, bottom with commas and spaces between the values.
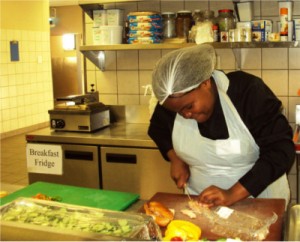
80, 41, 299, 51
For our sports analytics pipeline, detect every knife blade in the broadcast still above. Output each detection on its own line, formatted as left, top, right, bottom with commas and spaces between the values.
184, 184, 193, 201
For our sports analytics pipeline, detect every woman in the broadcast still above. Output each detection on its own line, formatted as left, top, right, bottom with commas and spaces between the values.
148, 44, 295, 207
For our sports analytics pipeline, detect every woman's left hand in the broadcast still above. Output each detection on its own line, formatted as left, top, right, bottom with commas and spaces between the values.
197, 185, 233, 207
197, 182, 250, 207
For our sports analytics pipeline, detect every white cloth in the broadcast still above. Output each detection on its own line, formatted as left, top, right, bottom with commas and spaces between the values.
172, 70, 290, 204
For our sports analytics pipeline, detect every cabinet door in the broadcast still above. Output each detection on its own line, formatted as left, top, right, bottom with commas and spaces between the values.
28, 144, 101, 189
101, 147, 181, 200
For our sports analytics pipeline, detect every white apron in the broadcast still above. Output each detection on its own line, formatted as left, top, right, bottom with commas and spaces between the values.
172, 70, 290, 204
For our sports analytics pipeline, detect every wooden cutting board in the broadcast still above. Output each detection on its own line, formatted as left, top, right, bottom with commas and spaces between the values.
141, 192, 285, 241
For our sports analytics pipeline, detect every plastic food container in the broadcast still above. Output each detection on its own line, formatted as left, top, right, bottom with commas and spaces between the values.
93, 26, 123, 44
107, 9, 124, 26
0, 197, 162, 241
93, 10, 107, 26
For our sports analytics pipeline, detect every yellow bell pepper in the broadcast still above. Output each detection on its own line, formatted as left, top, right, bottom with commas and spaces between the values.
163, 220, 201, 241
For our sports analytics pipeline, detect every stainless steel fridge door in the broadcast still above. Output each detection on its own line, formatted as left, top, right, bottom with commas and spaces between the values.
28, 144, 100, 189
101, 146, 181, 200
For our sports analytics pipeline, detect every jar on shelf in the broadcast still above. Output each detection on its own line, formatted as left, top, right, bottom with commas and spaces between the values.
162, 12, 176, 38
217, 9, 236, 42
193, 9, 203, 24
176, 10, 193, 39
202, 10, 216, 24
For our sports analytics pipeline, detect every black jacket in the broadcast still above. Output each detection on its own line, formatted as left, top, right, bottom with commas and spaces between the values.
148, 70, 295, 197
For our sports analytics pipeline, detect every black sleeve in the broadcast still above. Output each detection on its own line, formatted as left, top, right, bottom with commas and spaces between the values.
148, 103, 176, 161
227, 71, 295, 197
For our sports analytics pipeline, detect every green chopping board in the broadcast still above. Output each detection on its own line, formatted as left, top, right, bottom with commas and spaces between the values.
0, 182, 139, 211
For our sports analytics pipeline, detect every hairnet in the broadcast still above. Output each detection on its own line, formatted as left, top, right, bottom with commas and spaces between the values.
152, 44, 216, 104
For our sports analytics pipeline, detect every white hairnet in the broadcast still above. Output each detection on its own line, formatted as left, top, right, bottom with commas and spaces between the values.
152, 44, 216, 104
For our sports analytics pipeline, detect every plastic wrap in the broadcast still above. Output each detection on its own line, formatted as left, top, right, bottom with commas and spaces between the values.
0, 197, 162, 241
189, 201, 278, 241
210, 206, 278, 241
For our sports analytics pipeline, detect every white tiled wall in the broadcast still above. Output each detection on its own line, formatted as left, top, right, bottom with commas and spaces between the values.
0, 29, 53, 136
84, 0, 300, 203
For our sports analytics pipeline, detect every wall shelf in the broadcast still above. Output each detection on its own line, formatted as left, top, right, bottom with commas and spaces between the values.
80, 41, 299, 51
80, 41, 299, 71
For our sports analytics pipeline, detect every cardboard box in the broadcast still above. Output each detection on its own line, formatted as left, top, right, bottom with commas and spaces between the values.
251, 20, 272, 41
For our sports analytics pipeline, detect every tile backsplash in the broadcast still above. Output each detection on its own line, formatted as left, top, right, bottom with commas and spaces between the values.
0, 29, 53, 136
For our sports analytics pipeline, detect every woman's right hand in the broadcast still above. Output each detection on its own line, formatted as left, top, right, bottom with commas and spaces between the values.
167, 149, 190, 189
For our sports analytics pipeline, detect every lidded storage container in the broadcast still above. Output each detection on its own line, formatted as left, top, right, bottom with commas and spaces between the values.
202, 10, 216, 24
162, 12, 176, 38
217, 9, 236, 42
193, 9, 203, 24
176, 10, 193, 39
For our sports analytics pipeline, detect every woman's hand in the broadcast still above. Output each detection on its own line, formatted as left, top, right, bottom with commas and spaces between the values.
167, 149, 190, 189
198, 182, 250, 207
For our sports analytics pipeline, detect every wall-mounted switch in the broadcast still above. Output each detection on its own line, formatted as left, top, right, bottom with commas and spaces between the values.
10, 40, 19, 62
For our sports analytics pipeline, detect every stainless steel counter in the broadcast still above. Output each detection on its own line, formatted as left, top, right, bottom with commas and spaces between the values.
26, 122, 156, 148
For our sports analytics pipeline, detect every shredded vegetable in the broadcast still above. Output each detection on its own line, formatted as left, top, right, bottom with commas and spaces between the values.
1, 203, 132, 236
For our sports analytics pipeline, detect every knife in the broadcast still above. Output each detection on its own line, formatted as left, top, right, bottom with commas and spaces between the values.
183, 184, 193, 201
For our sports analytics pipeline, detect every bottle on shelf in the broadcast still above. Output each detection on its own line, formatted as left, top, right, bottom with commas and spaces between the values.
279, 7, 288, 41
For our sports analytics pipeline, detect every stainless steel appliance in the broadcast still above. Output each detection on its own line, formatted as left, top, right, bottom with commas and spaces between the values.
101, 146, 179, 199
48, 93, 110, 132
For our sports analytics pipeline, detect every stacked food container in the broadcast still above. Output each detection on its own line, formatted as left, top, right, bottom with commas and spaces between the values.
127, 12, 163, 44
93, 9, 124, 44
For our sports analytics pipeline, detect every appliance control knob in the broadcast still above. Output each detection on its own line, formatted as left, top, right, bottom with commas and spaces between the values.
51, 119, 65, 129
56, 119, 65, 128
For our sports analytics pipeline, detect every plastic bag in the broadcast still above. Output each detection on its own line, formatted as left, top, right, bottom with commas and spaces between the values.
143, 84, 158, 117
189, 22, 214, 44
210, 206, 277, 241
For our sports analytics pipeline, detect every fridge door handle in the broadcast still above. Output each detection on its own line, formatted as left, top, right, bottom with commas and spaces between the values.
64, 150, 94, 161
105, 153, 137, 164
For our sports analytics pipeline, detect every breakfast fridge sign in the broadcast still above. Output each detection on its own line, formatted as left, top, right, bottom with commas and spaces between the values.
26, 144, 63, 175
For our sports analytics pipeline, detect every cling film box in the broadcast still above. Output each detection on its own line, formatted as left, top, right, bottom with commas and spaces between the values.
251, 20, 272, 42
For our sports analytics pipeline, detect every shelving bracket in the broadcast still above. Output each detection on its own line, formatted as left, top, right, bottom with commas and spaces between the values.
232, 48, 241, 70
81, 50, 105, 71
